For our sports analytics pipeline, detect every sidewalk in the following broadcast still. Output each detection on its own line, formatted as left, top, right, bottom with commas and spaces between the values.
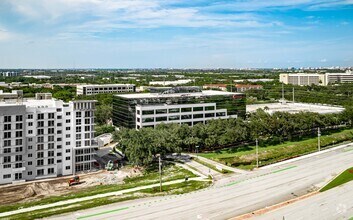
188, 154, 248, 174
0, 177, 208, 218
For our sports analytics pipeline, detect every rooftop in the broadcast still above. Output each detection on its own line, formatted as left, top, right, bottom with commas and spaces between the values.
116, 90, 242, 99
78, 84, 135, 87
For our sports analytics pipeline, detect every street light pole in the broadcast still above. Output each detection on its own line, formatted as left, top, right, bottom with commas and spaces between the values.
318, 127, 321, 152
256, 138, 259, 168
196, 145, 199, 158
159, 155, 162, 192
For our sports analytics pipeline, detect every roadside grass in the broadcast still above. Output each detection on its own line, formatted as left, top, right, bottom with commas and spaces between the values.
0, 163, 196, 214
192, 157, 233, 174
199, 129, 353, 170
4, 181, 211, 220
320, 167, 353, 192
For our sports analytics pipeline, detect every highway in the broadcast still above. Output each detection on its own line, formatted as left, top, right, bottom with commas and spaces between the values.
50, 144, 353, 220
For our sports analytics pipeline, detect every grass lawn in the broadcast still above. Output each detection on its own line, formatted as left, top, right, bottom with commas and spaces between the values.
5, 180, 211, 220
320, 167, 353, 192
192, 157, 233, 174
199, 129, 353, 170
0, 163, 196, 214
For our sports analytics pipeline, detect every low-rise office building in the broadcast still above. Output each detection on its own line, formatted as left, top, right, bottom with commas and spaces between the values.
280, 71, 353, 86
77, 84, 136, 95
112, 87, 246, 129
0, 94, 98, 184
235, 84, 263, 92
202, 84, 228, 91
0, 90, 23, 101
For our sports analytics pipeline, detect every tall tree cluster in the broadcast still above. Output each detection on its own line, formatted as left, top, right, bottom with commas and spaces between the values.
114, 108, 353, 166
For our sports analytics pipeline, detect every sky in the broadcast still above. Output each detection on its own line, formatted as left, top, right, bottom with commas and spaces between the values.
0, 0, 353, 69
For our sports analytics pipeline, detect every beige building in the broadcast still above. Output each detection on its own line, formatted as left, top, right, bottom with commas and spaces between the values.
279, 73, 326, 86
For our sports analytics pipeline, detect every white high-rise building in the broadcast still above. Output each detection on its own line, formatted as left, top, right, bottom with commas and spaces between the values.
0, 93, 98, 184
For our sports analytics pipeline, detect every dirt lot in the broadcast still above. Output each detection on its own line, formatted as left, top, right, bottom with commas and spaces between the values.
0, 166, 142, 205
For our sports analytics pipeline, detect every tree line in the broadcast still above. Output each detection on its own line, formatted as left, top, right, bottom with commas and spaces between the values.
114, 108, 353, 166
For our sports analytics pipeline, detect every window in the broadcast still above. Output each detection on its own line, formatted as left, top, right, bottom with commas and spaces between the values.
137, 110, 140, 115
142, 118, 154, 123
16, 123, 22, 129
142, 110, 154, 115
57, 115, 62, 119
85, 118, 90, 124
28, 145, 33, 150
57, 123, 62, 127
37, 129, 44, 135
66, 156, 71, 160
85, 140, 90, 146
15, 139, 22, 145
28, 137, 33, 142
37, 121, 44, 127
57, 130, 62, 134
37, 152, 44, 158
181, 107, 192, 112
205, 106, 215, 111
57, 160, 62, 163
48, 158, 54, 165
48, 136, 54, 142
57, 152, 62, 156
3, 156, 11, 163
4, 132, 11, 139
156, 109, 167, 114
85, 111, 91, 117
37, 144, 44, 151
76, 119, 82, 125
15, 147, 23, 152
27, 114, 33, 119
28, 161, 33, 165
66, 119, 70, 123
84, 133, 90, 139
28, 130, 33, 134
16, 115, 23, 122
37, 169, 44, 176
66, 127, 71, 131
193, 107, 203, 111
66, 141, 70, 146
66, 112, 71, 116
76, 134, 82, 139
15, 155, 22, 161
48, 151, 54, 157
168, 115, 180, 121
205, 113, 215, 118
85, 126, 90, 131
4, 140, 11, 147
66, 166, 70, 170
76, 112, 82, 117
4, 124, 11, 130
28, 153, 32, 157
48, 168, 54, 174
16, 131, 22, 137
216, 112, 226, 117
3, 164, 11, 168
193, 114, 204, 119
56, 108, 62, 112
48, 113, 55, 119
181, 115, 192, 120
37, 160, 44, 166
48, 120, 54, 126
57, 145, 62, 149
15, 163, 22, 168
15, 173, 22, 180
3, 174, 11, 179
76, 127, 82, 132
4, 148, 11, 153
28, 122, 33, 126
156, 116, 167, 122
48, 143, 55, 149
66, 149, 71, 153
37, 113, 44, 120
48, 128, 54, 134
28, 171, 33, 175
76, 141, 81, 147
169, 108, 179, 113
4, 115, 11, 122
37, 136, 44, 143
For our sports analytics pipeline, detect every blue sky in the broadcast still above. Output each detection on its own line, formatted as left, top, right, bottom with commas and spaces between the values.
0, 0, 352, 69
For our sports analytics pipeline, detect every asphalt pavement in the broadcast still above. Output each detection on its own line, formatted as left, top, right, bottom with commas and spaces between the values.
50, 144, 353, 220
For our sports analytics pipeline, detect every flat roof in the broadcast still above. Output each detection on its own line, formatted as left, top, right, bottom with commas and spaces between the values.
247, 102, 344, 114
78, 84, 135, 87
116, 90, 242, 99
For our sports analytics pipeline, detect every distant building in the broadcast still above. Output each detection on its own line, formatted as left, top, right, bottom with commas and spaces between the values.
202, 84, 228, 91
0, 90, 23, 101
23, 75, 51, 79
0, 72, 19, 77
0, 94, 98, 184
279, 73, 326, 86
112, 87, 246, 129
77, 84, 136, 95
235, 84, 263, 92
280, 70, 353, 86
149, 79, 193, 86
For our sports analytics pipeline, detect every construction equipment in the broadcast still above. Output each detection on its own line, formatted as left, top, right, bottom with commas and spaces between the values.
68, 176, 80, 186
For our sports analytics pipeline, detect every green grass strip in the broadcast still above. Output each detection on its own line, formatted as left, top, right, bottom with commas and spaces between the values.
272, 166, 297, 174
77, 207, 129, 219
320, 167, 353, 192
226, 180, 243, 187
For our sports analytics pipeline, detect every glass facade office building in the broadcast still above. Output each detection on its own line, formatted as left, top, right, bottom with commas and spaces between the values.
113, 88, 246, 129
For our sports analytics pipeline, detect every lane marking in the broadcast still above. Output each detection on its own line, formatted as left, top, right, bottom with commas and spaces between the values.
272, 166, 297, 174
77, 207, 129, 219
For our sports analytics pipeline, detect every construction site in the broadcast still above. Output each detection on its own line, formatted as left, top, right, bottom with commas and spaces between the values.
0, 165, 142, 206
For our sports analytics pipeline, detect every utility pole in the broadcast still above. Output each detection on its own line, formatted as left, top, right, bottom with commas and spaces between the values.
282, 82, 284, 102
256, 138, 259, 168
159, 155, 162, 192
318, 127, 321, 152
292, 87, 295, 103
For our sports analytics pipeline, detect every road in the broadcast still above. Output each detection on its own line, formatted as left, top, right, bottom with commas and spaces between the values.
50, 144, 353, 220
254, 181, 353, 220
